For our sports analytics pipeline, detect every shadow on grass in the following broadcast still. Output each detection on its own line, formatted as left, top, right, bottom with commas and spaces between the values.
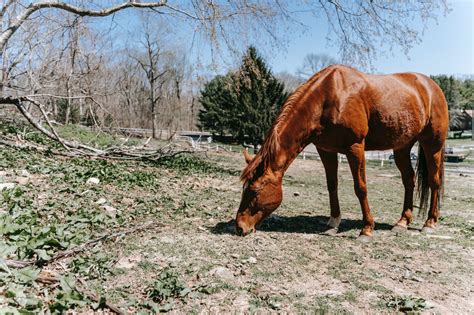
210, 215, 394, 235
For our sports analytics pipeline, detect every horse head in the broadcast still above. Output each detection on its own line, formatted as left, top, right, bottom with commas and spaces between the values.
235, 150, 283, 236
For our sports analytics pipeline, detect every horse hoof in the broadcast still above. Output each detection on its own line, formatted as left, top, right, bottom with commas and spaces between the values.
391, 224, 407, 233
323, 227, 338, 236
421, 226, 436, 234
357, 234, 372, 243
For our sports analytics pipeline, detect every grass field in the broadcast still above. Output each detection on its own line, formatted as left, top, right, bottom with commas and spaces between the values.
1, 126, 473, 313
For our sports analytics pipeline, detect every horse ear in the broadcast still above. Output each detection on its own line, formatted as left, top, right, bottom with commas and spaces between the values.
243, 149, 253, 164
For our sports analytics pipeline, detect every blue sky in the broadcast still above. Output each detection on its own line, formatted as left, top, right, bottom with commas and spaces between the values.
97, 0, 473, 77
269, 0, 473, 76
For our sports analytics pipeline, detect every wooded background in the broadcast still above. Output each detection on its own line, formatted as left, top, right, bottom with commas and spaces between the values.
0, 0, 470, 145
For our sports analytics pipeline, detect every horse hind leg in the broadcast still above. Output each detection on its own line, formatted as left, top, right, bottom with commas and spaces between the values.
317, 148, 341, 234
419, 142, 445, 233
392, 144, 416, 232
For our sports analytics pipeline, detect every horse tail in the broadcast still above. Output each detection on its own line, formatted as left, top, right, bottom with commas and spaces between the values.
416, 144, 429, 218
416, 143, 445, 218
439, 146, 445, 209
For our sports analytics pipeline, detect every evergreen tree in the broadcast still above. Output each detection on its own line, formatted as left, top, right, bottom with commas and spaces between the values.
198, 46, 289, 150
198, 74, 235, 136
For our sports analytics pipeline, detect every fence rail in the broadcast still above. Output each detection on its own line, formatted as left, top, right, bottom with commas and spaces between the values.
113, 127, 473, 165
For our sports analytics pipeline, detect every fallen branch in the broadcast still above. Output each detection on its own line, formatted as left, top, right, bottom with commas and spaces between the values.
0, 96, 196, 160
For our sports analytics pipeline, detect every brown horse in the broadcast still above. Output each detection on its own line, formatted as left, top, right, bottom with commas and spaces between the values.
236, 65, 448, 241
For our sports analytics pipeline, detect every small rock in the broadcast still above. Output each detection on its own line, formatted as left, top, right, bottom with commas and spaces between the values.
15, 177, 29, 185
232, 294, 250, 309
293, 192, 300, 196
209, 266, 234, 280
0, 183, 15, 190
20, 170, 30, 177
95, 198, 107, 205
37, 193, 48, 200
244, 257, 257, 264
101, 205, 117, 218
0, 171, 6, 177
121, 197, 134, 205
86, 177, 100, 185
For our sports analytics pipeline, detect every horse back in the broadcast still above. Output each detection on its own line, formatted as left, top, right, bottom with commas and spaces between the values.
314, 65, 448, 151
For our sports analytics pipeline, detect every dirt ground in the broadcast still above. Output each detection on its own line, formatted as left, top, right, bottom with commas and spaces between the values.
1, 146, 473, 313
99, 153, 474, 313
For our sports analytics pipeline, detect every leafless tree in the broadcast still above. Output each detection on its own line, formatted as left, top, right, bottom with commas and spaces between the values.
275, 71, 305, 93
0, 0, 449, 158
297, 53, 338, 78
130, 19, 172, 138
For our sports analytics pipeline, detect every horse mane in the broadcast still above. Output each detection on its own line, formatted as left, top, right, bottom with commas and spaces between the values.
240, 67, 333, 184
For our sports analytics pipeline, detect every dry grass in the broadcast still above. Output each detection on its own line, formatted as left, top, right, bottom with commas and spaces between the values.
1, 146, 473, 313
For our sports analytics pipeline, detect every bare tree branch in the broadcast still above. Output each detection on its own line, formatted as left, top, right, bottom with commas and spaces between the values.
0, 1, 168, 51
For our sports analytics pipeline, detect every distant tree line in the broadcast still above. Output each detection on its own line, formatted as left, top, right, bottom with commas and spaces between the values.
430, 75, 474, 110
0, 0, 449, 143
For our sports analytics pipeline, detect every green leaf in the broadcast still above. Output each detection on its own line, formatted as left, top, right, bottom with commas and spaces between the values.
0, 258, 11, 274
0, 244, 17, 257
34, 249, 51, 261
59, 275, 76, 294
0, 306, 21, 315
91, 296, 107, 310
13, 267, 39, 283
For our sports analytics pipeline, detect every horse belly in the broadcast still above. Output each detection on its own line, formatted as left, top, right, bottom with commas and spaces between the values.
365, 110, 424, 150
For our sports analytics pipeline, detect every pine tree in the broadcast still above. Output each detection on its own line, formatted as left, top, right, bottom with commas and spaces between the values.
198, 74, 235, 136
198, 46, 288, 150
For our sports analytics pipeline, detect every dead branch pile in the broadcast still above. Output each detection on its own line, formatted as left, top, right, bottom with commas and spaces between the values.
0, 96, 195, 161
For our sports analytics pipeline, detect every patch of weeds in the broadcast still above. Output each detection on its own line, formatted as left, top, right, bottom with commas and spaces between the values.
0, 186, 115, 261
49, 276, 90, 313
49, 158, 160, 188
0, 267, 44, 313
344, 290, 358, 303
249, 292, 285, 311
142, 268, 190, 312
385, 295, 428, 313
0, 147, 45, 170
0, 267, 94, 314
69, 251, 115, 280
56, 124, 138, 148
154, 153, 237, 175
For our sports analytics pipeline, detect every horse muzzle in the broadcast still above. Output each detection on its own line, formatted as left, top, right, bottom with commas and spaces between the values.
235, 221, 255, 236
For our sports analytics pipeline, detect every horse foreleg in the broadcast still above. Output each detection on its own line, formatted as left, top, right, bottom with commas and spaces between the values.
392, 146, 415, 231
317, 148, 341, 231
346, 142, 374, 241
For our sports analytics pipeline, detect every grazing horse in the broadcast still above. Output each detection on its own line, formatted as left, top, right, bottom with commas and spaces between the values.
236, 65, 448, 241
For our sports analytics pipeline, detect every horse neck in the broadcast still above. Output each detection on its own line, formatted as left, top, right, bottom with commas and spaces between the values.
268, 106, 320, 175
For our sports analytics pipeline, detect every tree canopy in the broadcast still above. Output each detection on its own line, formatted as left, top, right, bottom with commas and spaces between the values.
430, 75, 474, 110
198, 47, 288, 149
